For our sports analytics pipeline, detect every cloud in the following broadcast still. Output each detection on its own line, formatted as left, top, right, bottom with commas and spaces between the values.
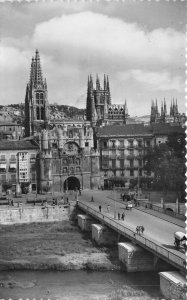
0, 11, 185, 114
118, 69, 184, 92
32, 11, 184, 68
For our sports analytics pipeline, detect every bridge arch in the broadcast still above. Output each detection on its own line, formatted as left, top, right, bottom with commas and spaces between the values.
64, 176, 80, 191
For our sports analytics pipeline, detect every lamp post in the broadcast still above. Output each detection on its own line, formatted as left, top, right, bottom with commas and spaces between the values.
114, 184, 117, 219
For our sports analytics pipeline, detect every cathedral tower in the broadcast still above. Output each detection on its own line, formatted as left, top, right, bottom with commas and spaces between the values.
25, 49, 49, 137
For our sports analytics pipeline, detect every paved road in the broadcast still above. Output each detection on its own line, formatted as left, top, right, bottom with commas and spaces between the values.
75, 190, 185, 260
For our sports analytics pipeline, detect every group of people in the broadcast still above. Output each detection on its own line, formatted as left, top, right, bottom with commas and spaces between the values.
118, 211, 125, 221
136, 225, 145, 235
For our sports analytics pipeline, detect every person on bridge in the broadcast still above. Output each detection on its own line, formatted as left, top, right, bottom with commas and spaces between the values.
107, 205, 110, 213
118, 212, 120, 220
121, 212, 125, 221
91, 196, 94, 202
141, 226, 145, 234
99, 205, 101, 212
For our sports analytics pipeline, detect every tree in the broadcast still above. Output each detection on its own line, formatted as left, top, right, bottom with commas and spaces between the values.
143, 134, 185, 202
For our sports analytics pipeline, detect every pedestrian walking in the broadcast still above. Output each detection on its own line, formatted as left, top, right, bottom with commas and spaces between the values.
99, 205, 101, 212
91, 196, 94, 202
67, 197, 69, 204
122, 212, 125, 221
118, 212, 120, 220
107, 205, 110, 213
136, 226, 140, 234
141, 226, 145, 234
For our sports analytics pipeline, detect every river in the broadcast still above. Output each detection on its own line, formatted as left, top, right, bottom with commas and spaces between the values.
0, 270, 162, 299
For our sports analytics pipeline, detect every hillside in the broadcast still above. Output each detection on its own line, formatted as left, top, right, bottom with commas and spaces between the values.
0, 104, 86, 124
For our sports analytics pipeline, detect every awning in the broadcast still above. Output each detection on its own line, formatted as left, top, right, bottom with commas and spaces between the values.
10, 163, 16, 168
0, 164, 6, 168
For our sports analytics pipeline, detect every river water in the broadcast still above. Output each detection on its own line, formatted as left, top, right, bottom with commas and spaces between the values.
0, 270, 162, 299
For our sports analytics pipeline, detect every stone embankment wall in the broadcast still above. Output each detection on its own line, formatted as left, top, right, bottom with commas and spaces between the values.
0, 205, 71, 224
159, 271, 187, 300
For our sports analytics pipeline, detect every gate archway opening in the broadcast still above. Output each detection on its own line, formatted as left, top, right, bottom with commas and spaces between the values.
64, 176, 80, 191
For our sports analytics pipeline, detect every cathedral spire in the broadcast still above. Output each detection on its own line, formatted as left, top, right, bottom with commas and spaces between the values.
106, 75, 111, 105
33, 49, 43, 88
164, 98, 167, 115
96, 74, 100, 90
104, 74, 107, 90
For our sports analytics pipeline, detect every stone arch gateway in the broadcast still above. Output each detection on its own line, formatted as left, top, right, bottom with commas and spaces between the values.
64, 176, 80, 191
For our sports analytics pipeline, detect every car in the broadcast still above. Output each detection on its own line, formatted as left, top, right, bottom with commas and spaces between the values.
126, 201, 133, 210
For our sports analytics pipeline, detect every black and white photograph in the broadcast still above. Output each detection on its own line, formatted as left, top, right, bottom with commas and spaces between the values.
0, 1, 186, 299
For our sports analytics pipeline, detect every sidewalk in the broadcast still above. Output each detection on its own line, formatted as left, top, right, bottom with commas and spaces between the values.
135, 206, 185, 228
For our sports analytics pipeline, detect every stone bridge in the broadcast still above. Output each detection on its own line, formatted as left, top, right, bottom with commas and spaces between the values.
77, 200, 186, 300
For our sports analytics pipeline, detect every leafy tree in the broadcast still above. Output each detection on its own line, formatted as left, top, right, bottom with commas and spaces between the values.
143, 132, 186, 202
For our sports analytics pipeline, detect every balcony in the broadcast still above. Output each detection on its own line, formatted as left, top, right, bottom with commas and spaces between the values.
9, 159, 16, 163
126, 155, 134, 160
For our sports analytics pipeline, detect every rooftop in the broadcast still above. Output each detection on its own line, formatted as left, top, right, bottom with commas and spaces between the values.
97, 123, 184, 137
0, 140, 39, 151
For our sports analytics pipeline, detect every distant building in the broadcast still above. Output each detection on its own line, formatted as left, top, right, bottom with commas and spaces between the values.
25, 49, 49, 137
97, 123, 184, 189
150, 99, 185, 126
86, 75, 128, 127
0, 122, 23, 140
0, 140, 39, 193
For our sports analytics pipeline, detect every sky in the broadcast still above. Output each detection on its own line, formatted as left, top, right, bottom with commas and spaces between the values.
0, 1, 186, 116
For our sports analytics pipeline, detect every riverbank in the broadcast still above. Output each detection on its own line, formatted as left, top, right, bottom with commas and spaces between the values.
0, 221, 120, 271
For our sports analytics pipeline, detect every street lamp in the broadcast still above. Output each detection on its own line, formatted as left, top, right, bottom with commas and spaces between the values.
114, 184, 117, 219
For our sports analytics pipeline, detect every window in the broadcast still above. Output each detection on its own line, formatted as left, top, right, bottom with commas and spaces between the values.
11, 174, 16, 183
103, 141, 107, 148
10, 155, 16, 161
120, 159, 124, 169
146, 140, 150, 147
36, 93, 39, 100
85, 142, 89, 147
138, 140, 142, 147
1, 155, 6, 161
129, 140, 133, 147
111, 140, 116, 148
129, 150, 133, 156
119, 140, 124, 148
130, 169, 134, 176
102, 157, 108, 169
139, 160, 143, 168
41, 107, 44, 120
139, 169, 142, 176
130, 160, 133, 168
112, 159, 116, 169
1, 174, 6, 182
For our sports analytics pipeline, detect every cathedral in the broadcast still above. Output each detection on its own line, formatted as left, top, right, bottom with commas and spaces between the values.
86, 74, 128, 127
25, 49, 49, 137
24, 50, 101, 192
150, 99, 183, 124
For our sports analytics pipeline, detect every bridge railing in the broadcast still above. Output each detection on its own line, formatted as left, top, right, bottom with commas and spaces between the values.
78, 201, 185, 270
137, 201, 185, 221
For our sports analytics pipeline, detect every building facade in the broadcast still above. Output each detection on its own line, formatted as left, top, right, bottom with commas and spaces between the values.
97, 123, 184, 188
25, 49, 49, 137
0, 122, 23, 140
37, 126, 100, 193
0, 140, 39, 193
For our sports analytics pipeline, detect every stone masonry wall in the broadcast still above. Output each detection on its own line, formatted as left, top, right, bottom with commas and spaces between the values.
159, 271, 187, 300
118, 242, 154, 272
0, 206, 69, 224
